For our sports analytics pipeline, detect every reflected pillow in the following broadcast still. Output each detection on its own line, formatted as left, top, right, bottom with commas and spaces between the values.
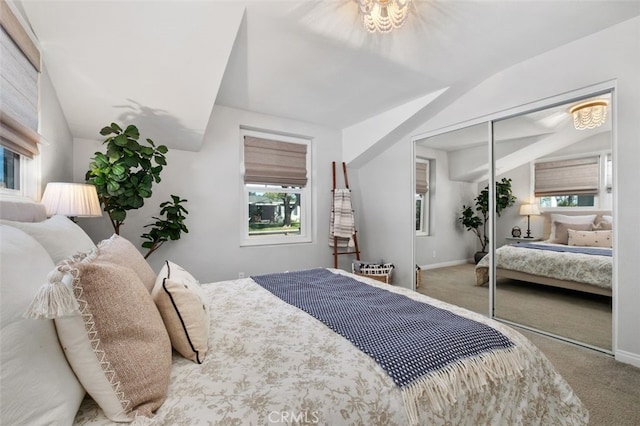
594, 221, 612, 231
548, 214, 596, 241
568, 229, 612, 248
550, 221, 593, 245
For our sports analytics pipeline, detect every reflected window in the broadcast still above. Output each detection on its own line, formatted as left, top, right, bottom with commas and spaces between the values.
535, 155, 600, 208
416, 158, 430, 234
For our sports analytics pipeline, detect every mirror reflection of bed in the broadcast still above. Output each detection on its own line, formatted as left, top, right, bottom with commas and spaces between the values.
414, 91, 613, 352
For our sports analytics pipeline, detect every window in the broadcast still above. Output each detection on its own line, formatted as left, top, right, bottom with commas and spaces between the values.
416, 158, 430, 234
535, 156, 599, 208
1, 2, 41, 194
241, 129, 311, 246
0, 146, 20, 190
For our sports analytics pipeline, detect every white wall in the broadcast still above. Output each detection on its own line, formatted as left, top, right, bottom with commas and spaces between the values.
37, 65, 73, 194
353, 137, 414, 287
73, 105, 343, 282
356, 17, 640, 366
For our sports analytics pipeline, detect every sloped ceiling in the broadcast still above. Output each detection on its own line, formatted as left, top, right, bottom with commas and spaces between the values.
17, 1, 640, 153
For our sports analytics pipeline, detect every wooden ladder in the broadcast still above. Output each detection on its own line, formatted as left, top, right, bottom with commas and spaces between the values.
332, 161, 360, 268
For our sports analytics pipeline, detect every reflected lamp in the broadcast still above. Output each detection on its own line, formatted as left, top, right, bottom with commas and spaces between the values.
519, 203, 540, 239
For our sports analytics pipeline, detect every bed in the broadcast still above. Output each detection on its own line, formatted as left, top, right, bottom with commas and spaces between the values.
1, 197, 588, 425
475, 212, 612, 297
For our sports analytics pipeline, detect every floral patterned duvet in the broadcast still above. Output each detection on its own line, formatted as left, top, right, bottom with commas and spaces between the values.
476, 242, 612, 289
74, 270, 588, 425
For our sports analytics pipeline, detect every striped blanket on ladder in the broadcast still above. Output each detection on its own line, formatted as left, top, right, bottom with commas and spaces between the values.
329, 188, 354, 248
252, 268, 524, 424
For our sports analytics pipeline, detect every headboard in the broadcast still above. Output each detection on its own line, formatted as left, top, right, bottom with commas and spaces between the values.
541, 210, 612, 240
0, 195, 47, 222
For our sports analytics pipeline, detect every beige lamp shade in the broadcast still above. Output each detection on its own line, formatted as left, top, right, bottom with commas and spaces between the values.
41, 183, 102, 217
519, 203, 540, 216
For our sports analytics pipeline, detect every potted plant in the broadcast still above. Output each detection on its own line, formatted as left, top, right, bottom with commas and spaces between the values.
458, 177, 517, 263
85, 122, 189, 258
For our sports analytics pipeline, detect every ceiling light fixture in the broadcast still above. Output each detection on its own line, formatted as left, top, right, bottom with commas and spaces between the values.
569, 99, 608, 130
358, 0, 411, 34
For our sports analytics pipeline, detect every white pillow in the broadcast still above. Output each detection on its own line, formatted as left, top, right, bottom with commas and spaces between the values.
0, 215, 95, 264
548, 214, 596, 241
0, 225, 85, 425
602, 215, 613, 223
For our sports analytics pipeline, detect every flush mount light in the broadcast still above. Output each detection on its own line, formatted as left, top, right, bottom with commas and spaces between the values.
358, 0, 411, 34
569, 100, 608, 130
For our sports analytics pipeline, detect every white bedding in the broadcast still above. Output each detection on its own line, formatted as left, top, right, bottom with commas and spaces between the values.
74, 270, 587, 425
476, 242, 612, 289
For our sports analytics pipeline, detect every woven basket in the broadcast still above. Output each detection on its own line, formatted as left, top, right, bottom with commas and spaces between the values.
352, 263, 394, 284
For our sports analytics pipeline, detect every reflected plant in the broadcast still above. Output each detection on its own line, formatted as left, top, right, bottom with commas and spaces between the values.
458, 177, 517, 253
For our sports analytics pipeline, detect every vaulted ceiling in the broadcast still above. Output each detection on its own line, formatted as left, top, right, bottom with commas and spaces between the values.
17, 0, 640, 153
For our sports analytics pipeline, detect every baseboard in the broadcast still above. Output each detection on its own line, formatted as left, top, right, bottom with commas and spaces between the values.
419, 259, 472, 270
615, 349, 640, 368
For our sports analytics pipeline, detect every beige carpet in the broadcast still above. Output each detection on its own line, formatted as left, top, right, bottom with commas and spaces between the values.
417, 264, 640, 425
418, 263, 611, 349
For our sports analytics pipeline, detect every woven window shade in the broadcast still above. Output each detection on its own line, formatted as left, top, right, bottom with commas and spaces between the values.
1, 6, 40, 159
416, 162, 428, 194
244, 136, 308, 187
534, 157, 599, 197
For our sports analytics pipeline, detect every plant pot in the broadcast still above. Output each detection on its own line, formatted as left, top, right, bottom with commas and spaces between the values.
474, 251, 488, 264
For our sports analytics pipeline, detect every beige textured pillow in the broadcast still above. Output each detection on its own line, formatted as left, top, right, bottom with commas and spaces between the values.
98, 234, 156, 292
550, 221, 593, 245
152, 261, 210, 364
548, 214, 596, 241
52, 251, 172, 422
568, 229, 613, 248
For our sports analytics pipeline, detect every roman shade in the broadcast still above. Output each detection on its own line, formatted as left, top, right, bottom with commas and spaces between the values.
1, 2, 40, 159
416, 161, 428, 195
534, 156, 599, 197
244, 136, 308, 187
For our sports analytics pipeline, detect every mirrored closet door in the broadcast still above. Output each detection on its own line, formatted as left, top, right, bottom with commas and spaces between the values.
491, 93, 613, 351
414, 90, 614, 353
414, 123, 491, 316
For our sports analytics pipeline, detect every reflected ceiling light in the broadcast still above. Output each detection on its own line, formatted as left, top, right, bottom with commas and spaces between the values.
358, 0, 411, 34
569, 99, 608, 130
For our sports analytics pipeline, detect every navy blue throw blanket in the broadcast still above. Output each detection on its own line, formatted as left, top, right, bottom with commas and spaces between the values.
251, 268, 513, 389
514, 242, 612, 257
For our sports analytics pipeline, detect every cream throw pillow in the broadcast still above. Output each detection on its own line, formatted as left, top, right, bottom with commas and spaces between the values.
98, 234, 157, 292
568, 229, 613, 248
152, 261, 210, 364
52, 250, 172, 422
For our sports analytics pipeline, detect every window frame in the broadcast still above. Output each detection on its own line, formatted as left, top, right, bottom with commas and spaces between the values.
240, 128, 312, 247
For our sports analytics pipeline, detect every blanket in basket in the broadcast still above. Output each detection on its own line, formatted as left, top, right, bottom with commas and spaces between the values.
251, 268, 524, 422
